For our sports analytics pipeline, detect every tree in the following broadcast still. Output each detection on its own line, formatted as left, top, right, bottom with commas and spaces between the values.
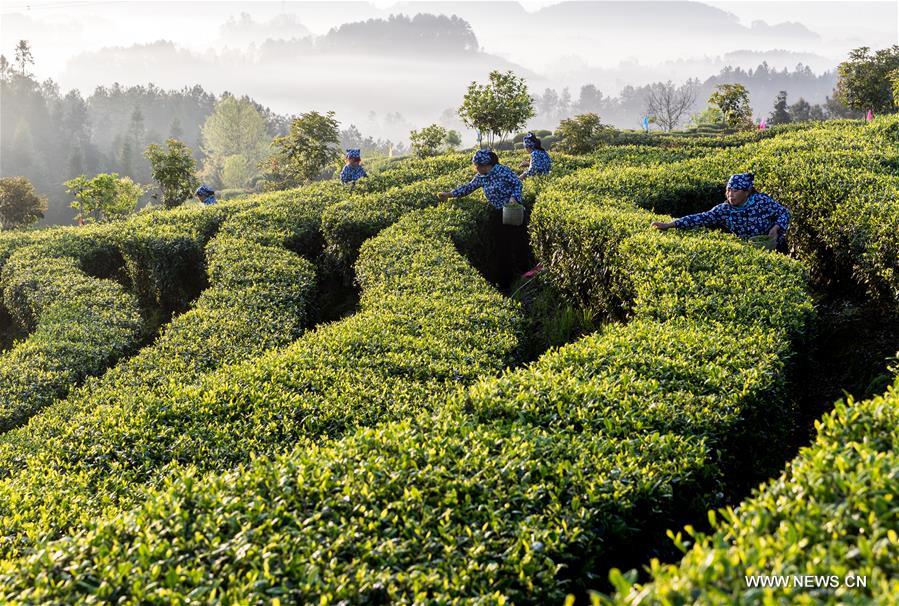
835, 45, 899, 114
263, 111, 340, 190
144, 139, 199, 208
444, 129, 461, 150
789, 97, 812, 122
645, 80, 697, 131
809, 104, 826, 121
708, 83, 753, 129
14, 40, 33, 77
824, 95, 863, 119
554, 113, 613, 154
891, 69, 899, 108
458, 70, 534, 147
409, 124, 457, 158
0, 55, 9, 81
0, 177, 46, 229
65, 173, 143, 223
688, 106, 725, 128
201, 95, 270, 187
768, 91, 791, 125
221, 154, 254, 190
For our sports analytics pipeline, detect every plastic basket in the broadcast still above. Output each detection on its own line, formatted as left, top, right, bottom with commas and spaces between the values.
503, 202, 525, 226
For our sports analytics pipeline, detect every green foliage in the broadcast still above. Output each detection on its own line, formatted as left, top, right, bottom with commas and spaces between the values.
144, 138, 199, 208
769, 90, 791, 125
687, 106, 726, 129
409, 124, 459, 158
220, 153, 255, 189
0, 123, 894, 604
555, 113, 614, 153
0, 237, 141, 431
835, 45, 899, 113
64, 173, 143, 223
0, 176, 45, 229
608, 379, 899, 604
200, 95, 270, 187
263, 111, 341, 190
891, 68, 899, 107
708, 83, 753, 129
458, 70, 535, 147
0, 198, 522, 579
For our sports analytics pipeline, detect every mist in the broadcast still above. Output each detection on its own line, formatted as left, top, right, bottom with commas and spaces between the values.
1, 0, 896, 224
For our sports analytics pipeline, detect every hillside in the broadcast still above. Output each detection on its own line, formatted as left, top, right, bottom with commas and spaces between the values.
0, 117, 896, 602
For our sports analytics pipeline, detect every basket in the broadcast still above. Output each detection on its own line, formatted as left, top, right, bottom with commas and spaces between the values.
749, 234, 776, 250
503, 202, 525, 226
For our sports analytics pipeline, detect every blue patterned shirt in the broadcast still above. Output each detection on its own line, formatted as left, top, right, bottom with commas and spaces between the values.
523, 149, 552, 177
450, 163, 523, 209
201, 194, 216, 205
673, 192, 791, 244
340, 164, 367, 183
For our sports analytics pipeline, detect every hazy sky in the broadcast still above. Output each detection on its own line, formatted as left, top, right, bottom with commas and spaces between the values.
1, 0, 896, 138
2, 0, 896, 82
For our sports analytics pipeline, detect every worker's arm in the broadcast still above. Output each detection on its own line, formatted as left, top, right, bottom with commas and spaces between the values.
767, 195, 791, 234
439, 174, 484, 201
672, 204, 727, 229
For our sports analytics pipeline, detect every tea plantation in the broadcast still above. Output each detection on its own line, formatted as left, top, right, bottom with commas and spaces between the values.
0, 118, 895, 604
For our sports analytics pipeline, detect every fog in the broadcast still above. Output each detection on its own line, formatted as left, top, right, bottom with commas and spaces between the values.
2, 1, 895, 136
1, 1, 896, 225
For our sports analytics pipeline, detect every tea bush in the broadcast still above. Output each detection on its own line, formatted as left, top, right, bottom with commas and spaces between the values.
0, 194, 521, 566
608, 378, 899, 605
0, 122, 894, 603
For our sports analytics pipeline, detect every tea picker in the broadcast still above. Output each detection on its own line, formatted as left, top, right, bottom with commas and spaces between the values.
518, 132, 552, 180
340, 149, 367, 189
437, 149, 526, 285
195, 185, 217, 205
650, 172, 791, 252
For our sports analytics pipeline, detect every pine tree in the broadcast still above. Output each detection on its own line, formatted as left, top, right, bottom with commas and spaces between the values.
768, 91, 791, 125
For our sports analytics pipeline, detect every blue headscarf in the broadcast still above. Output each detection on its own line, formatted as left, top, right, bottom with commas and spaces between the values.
346, 148, 361, 160
727, 172, 754, 190
523, 132, 538, 149
195, 185, 214, 197
473, 149, 494, 165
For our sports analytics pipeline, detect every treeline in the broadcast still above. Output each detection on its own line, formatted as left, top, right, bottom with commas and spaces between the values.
0, 44, 399, 225
529, 62, 856, 129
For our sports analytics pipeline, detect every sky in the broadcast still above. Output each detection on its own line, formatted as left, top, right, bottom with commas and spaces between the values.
1, 0, 896, 82
0, 0, 896, 138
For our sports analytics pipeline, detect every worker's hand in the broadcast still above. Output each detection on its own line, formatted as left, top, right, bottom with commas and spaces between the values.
768, 225, 782, 238
651, 221, 674, 230
437, 192, 452, 201
519, 160, 529, 168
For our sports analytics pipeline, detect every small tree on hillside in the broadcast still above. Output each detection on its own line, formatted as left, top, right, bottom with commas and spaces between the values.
458, 70, 534, 147
409, 124, 460, 158
200, 95, 270, 187
835, 45, 899, 114
645, 80, 697, 131
554, 113, 613, 154
144, 139, 199, 208
790, 97, 812, 122
65, 173, 143, 224
0, 177, 46, 229
444, 129, 462, 150
708, 84, 753, 129
263, 111, 340, 190
14, 40, 33, 77
768, 91, 791, 125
